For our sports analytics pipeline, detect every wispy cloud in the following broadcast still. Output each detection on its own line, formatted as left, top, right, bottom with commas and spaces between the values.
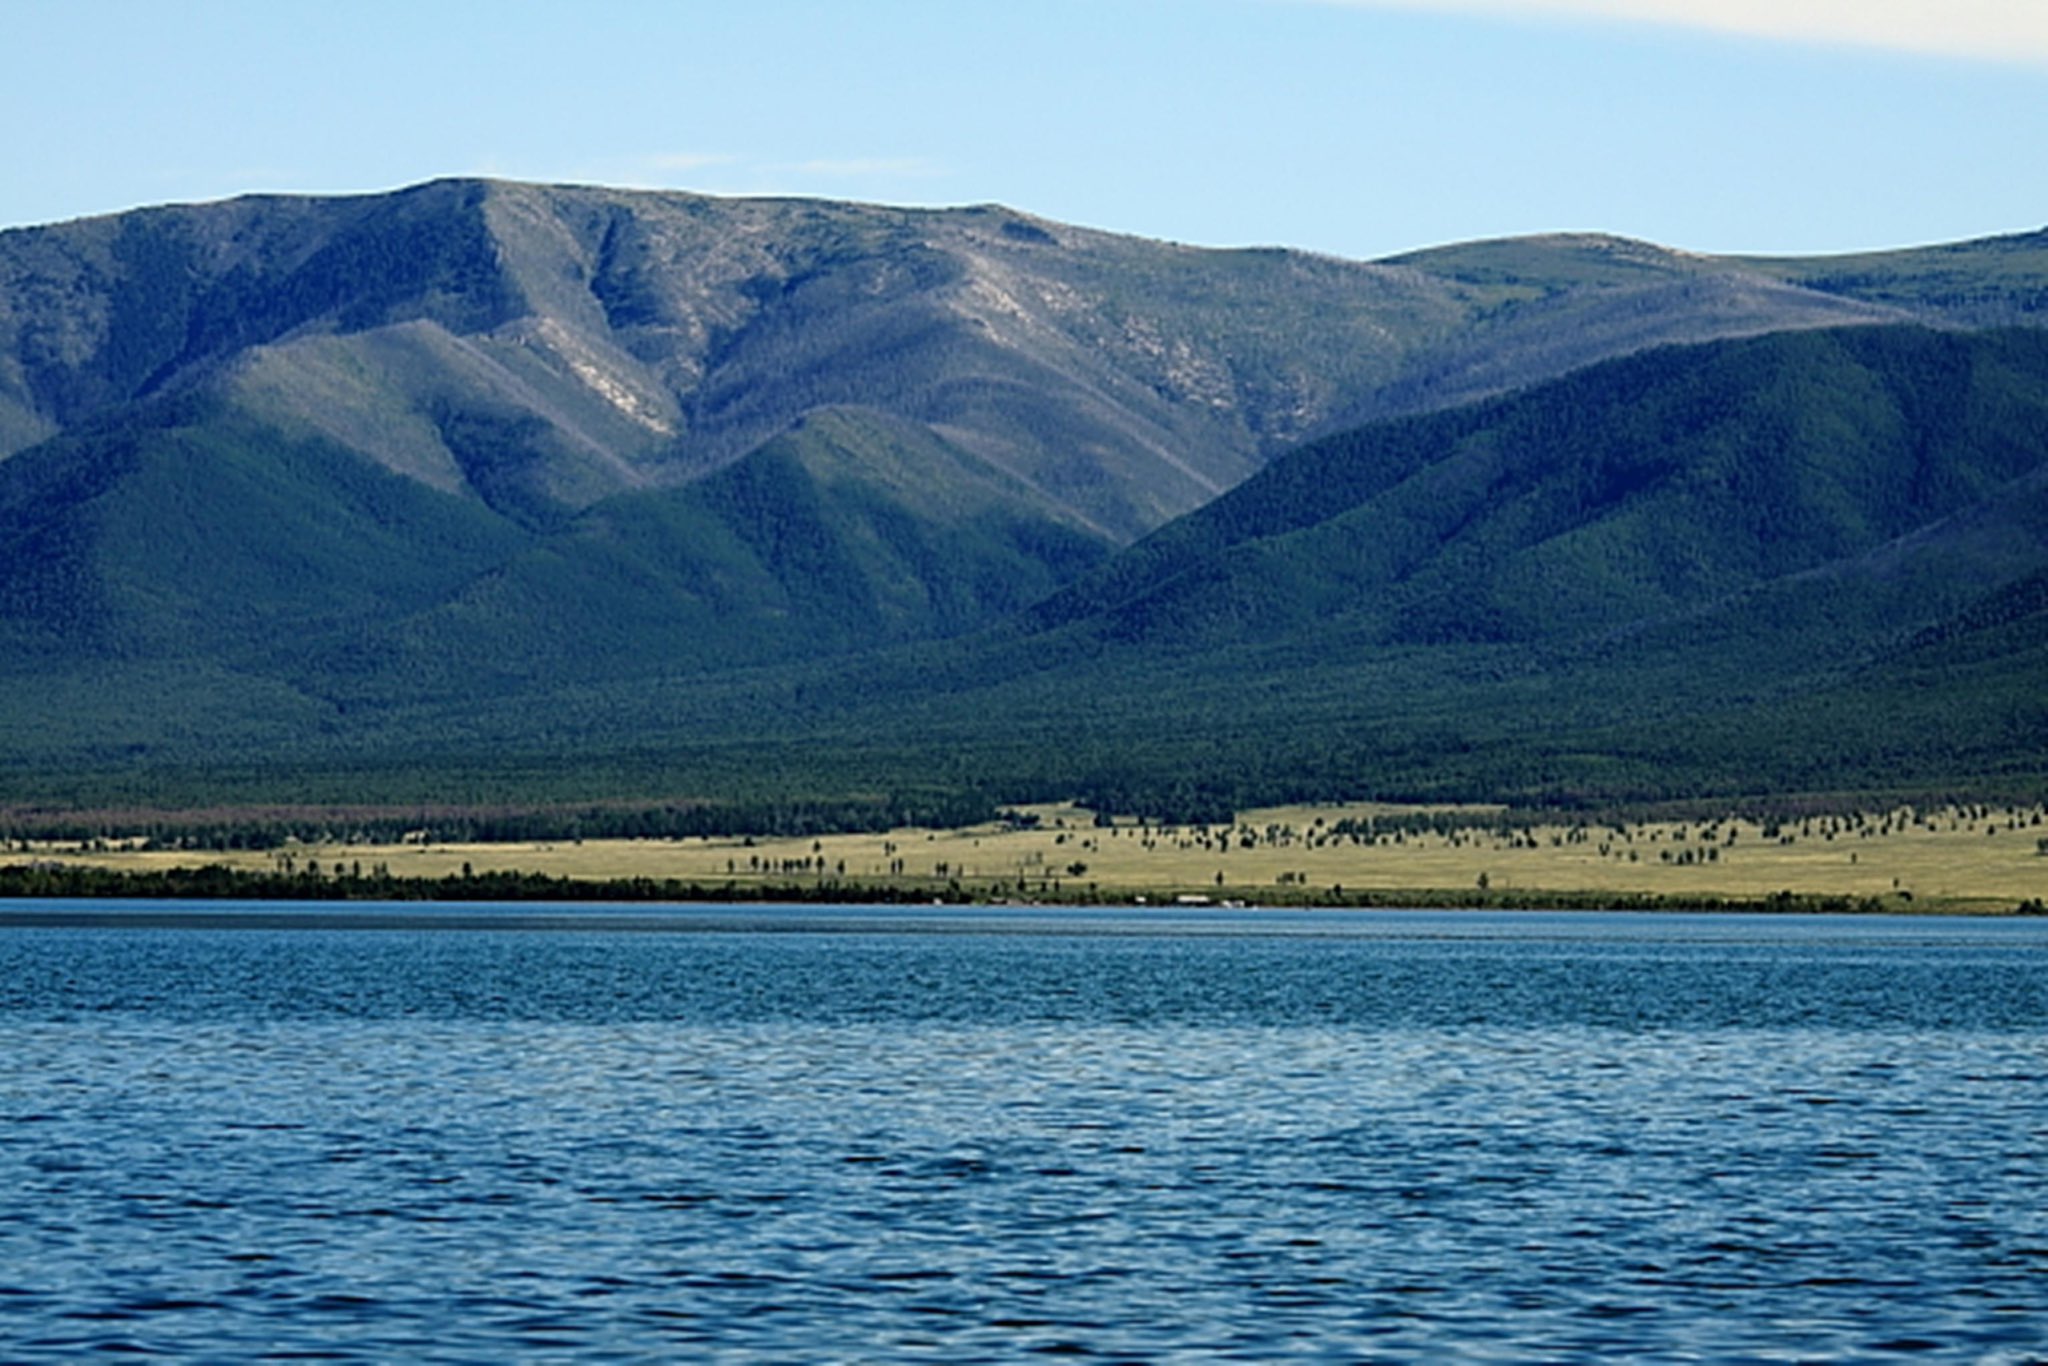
645, 152, 737, 173
453, 149, 951, 204
1297, 0, 2048, 66
592, 153, 946, 197
496, 153, 741, 192
779, 157, 946, 179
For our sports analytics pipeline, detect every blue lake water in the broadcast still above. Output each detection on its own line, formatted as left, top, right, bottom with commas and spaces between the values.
1, 902, 2045, 1361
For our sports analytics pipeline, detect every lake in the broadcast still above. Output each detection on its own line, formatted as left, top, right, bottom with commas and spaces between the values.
1, 902, 2044, 1361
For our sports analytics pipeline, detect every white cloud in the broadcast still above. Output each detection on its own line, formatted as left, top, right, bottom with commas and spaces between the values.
1302, 0, 2048, 65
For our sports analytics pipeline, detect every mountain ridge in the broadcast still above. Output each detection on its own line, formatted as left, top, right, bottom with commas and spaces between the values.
4, 182, 2048, 809
3, 179, 1973, 521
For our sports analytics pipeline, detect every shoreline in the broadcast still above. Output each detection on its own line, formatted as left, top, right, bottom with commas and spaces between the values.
2, 862, 2039, 917
8, 798, 2043, 918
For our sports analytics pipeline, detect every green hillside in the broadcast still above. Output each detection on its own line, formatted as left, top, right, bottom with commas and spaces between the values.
329, 406, 1110, 693
1025, 326, 2048, 655
0, 395, 524, 662
1741, 226, 2048, 326
636, 325, 2048, 813
5, 185, 2048, 818
13, 323, 2042, 817
0, 179, 1963, 543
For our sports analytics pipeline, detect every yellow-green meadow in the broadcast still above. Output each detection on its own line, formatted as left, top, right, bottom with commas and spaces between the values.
21, 800, 2047, 913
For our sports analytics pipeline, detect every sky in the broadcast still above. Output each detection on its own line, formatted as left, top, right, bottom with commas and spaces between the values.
4, 0, 2043, 261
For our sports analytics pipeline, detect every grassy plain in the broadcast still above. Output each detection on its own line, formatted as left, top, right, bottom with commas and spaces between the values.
22, 801, 2048, 913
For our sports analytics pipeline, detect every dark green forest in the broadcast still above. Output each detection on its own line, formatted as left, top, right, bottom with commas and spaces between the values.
5, 326, 2045, 829
4, 186, 2048, 832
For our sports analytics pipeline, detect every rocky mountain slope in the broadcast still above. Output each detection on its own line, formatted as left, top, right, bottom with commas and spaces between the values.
1, 179, 1954, 537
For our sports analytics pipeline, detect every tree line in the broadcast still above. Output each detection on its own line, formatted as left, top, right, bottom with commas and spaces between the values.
0, 790, 999, 852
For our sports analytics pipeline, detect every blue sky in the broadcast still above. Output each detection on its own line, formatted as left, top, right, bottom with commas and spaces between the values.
5, 0, 2043, 260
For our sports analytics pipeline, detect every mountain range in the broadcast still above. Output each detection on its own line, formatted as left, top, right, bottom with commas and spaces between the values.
2, 179, 2046, 813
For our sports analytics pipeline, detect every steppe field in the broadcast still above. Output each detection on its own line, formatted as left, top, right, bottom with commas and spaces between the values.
26, 801, 2048, 914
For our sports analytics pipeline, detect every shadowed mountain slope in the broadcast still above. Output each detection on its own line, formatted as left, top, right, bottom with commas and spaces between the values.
1020, 326, 2048, 655
0, 396, 1107, 693
328, 405, 1112, 692
775, 325, 2048, 805
4, 186, 2048, 806
0, 180, 1992, 692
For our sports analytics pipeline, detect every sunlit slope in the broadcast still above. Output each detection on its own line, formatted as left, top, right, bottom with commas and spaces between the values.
3, 181, 1997, 541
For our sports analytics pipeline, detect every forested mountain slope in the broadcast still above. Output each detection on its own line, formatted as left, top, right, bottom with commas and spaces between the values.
3, 183, 2047, 807
767, 326, 2048, 807
1022, 326, 2048, 655
0, 180, 1970, 541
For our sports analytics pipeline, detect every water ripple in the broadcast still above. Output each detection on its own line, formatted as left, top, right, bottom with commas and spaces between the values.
1, 908, 2044, 1359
